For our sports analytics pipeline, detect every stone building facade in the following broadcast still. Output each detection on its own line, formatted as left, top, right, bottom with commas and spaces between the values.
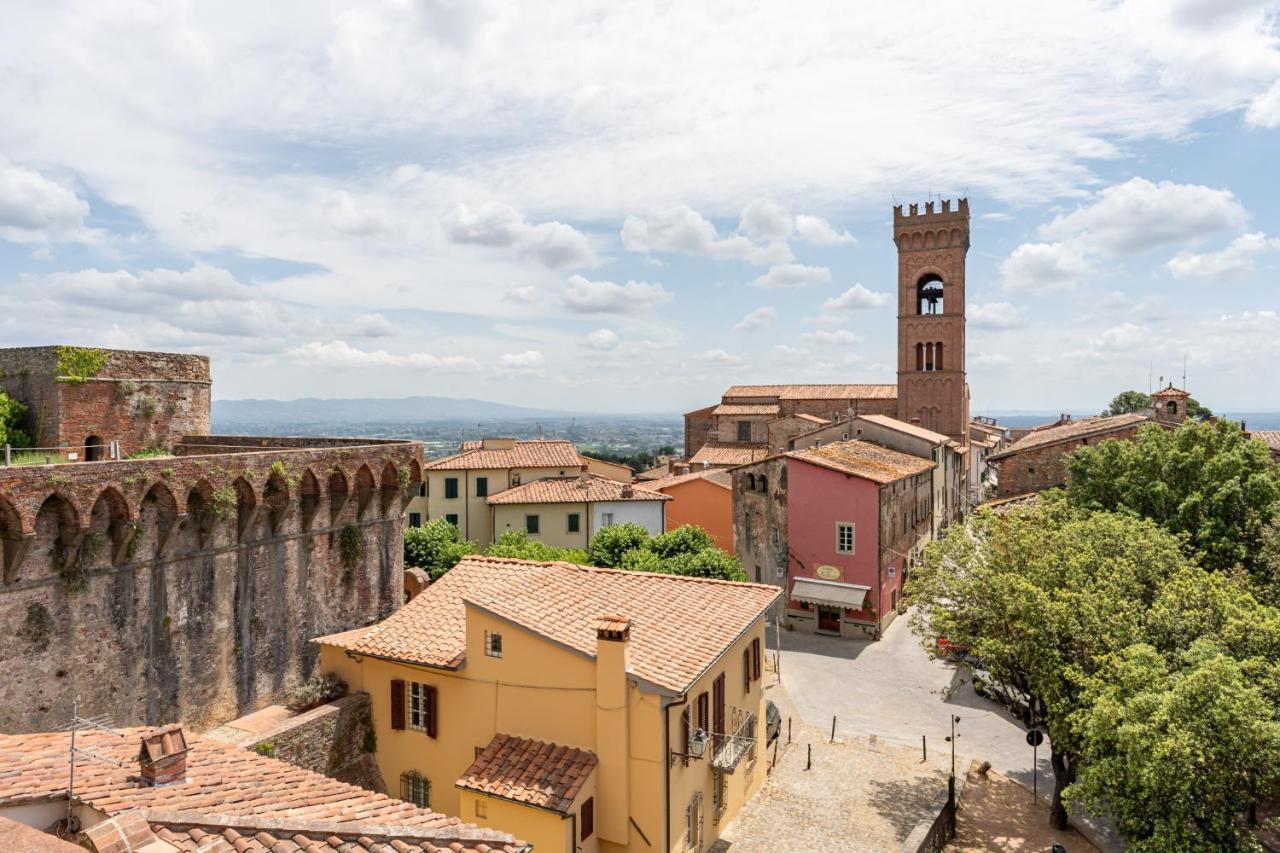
988, 413, 1148, 498
894, 200, 970, 444
0, 346, 211, 458
0, 347, 422, 734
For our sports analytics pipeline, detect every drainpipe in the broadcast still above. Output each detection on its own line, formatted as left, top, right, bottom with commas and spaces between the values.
876, 484, 884, 640
465, 470, 470, 541
662, 692, 690, 853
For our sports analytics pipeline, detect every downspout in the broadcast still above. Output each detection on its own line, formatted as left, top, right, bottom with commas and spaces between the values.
663, 693, 690, 853
465, 470, 470, 541
876, 483, 884, 640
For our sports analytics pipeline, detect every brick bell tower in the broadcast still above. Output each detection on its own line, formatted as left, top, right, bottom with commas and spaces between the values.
894, 199, 970, 444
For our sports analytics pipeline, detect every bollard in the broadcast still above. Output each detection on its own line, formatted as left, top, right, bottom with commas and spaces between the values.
787, 717, 792, 744
3, 444, 9, 467
830, 715, 836, 743
922, 734, 927, 762
771, 738, 778, 772
805, 743, 811, 771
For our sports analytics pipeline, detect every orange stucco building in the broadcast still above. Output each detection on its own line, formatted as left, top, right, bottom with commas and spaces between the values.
641, 469, 734, 554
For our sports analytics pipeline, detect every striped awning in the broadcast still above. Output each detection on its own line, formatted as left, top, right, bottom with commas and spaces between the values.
790, 577, 870, 610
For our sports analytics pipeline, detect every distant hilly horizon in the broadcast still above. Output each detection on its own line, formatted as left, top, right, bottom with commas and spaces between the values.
211, 395, 670, 425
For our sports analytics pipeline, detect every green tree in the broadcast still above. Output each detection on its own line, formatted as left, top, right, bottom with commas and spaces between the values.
649, 524, 715, 559
664, 547, 748, 581
587, 523, 652, 567
403, 518, 478, 579
907, 498, 1199, 828
1065, 419, 1280, 578
486, 530, 590, 565
618, 547, 664, 573
0, 391, 32, 448
1185, 397, 1213, 420
1101, 389, 1152, 416
1068, 640, 1280, 851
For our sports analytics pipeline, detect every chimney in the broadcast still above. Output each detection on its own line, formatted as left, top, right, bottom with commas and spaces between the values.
577, 473, 591, 489
621, 484, 633, 498
138, 724, 188, 786
595, 616, 631, 844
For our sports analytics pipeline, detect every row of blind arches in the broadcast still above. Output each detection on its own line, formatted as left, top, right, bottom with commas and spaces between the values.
915, 341, 945, 372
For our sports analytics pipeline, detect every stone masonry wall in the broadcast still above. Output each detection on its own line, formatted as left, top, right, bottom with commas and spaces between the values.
248, 694, 385, 792
0, 440, 423, 733
994, 426, 1142, 497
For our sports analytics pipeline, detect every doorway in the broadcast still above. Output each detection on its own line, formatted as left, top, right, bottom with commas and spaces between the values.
817, 606, 841, 634
84, 436, 103, 462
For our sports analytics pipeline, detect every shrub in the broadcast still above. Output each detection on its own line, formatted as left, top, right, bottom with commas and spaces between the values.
650, 525, 715, 559
618, 547, 663, 573
338, 524, 364, 570
285, 672, 347, 712
404, 518, 478, 580
55, 346, 108, 384
665, 548, 748, 582
0, 391, 31, 448
487, 529, 588, 564
587, 523, 651, 568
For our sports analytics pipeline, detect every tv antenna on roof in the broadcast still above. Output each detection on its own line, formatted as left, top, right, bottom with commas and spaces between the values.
58, 696, 126, 833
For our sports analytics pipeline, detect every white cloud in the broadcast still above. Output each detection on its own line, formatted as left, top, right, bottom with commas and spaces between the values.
733, 306, 775, 333
697, 349, 744, 365
1246, 79, 1280, 128
738, 199, 794, 243
0, 157, 91, 243
823, 283, 888, 311
1000, 242, 1092, 293
286, 340, 481, 371
803, 329, 860, 346
754, 263, 831, 290
970, 351, 1013, 367
321, 191, 390, 238
1167, 232, 1280, 280
445, 202, 594, 268
969, 302, 1024, 330
794, 214, 855, 245
621, 206, 790, 266
1092, 322, 1150, 352
562, 274, 673, 314
348, 313, 396, 337
773, 344, 809, 360
585, 328, 620, 350
505, 285, 539, 305
1039, 177, 1247, 255
496, 349, 546, 377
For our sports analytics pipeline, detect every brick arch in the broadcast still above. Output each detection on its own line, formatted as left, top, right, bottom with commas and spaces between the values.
232, 476, 257, 540
910, 232, 923, 250
299, 467, 322, 531
88, 486, 134, 567
136, 481, 180, 560
0, 494, 28, 584
263, 469, 292, 534
179, 481, 217, 551
327, 467, 349, 527
379, 460, 401, 514
353, 464, 376, 520
33, 492, 80, 582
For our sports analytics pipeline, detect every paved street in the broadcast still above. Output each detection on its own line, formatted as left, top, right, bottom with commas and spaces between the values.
770, 611, 1055, 803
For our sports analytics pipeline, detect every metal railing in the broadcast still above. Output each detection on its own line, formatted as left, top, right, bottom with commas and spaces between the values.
710, 709, 757, 773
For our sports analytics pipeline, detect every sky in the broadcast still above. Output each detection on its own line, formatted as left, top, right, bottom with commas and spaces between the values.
1, 1, 1279, 415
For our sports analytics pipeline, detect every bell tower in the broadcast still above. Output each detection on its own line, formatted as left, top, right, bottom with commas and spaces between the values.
894, 199, 969, 444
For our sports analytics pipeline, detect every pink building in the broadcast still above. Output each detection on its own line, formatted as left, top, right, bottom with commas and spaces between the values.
733, 441, 934, 639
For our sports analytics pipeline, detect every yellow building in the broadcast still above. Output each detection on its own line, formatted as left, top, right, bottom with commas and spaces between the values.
315, 556, 780, 853
488, 474, 669, 549
408, 439, 632, 547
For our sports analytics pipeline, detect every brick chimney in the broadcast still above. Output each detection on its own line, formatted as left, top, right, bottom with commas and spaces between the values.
138, 724, 188, 786
621, 484, 633, 498
595, 616, 631, 844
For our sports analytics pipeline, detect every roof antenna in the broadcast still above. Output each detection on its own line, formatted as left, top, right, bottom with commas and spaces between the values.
58, 696, 126, 834
1182, 354, 1187, 389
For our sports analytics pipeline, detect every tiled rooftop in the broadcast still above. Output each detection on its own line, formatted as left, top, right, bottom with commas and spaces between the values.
456, 735, 597, 814
711, 403, 781, 416
0, 727, 525, 853
486, 474, 669, 505
988, 413, 1149, 460
689, 442, 771, 466
425, 439, 585, 471
855, 414, 949, 444
785, 440, 934, 484
316, 556, 779, 693
642, 468, 733, 492
723, 383, 897, 401
1250, 430, 1280, 454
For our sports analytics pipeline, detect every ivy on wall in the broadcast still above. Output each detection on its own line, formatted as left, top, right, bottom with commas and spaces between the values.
55, 346, 109, 385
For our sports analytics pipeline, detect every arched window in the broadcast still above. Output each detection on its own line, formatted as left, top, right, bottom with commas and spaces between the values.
747, 473, 756, 490
935, 342, 944, 371
1167, 400, 1177, 415
917, 274, 944, 315
924, 343, 934, 372
915, 342, 924, 371
758, 475, 768, 493
401, 770, 430, 808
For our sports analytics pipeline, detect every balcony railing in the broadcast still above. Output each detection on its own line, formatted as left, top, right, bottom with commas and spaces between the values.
710, 709, 757, 773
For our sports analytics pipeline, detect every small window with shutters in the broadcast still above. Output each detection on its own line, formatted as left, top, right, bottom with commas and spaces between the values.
742, 648, 751, 693
400, 770, 430, 808
751, 637, 761, 681
581, 797, 594, 840
402, 681, 437, 737
696, 691, 709, 736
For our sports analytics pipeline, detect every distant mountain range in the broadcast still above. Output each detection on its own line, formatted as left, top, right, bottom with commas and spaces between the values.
212, 395, 583, 426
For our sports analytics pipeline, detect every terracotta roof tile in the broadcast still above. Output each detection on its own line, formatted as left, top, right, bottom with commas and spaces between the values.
425, 440, 584, 472
710, 404, 780, 416
854, 414, 949, 444
317, 557, 779, 693
783, 440, 933, 484
722, 383, 897, 400
456, 736, 596, 814
988, 413, 1149, 461
1250, 430, 1280, 453
642, 469, 733, 492
486, 475, 668, 505
688, 442, 770, 467
0, 729, 526, 853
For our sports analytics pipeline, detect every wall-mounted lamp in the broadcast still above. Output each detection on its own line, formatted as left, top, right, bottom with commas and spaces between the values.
669, 728, 709, 766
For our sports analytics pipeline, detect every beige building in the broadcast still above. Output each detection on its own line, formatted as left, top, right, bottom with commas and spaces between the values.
316, 556, 780, 853
408, 438, 631, 546
487, 474, 669, 548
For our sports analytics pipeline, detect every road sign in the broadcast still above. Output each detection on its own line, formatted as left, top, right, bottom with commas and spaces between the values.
1026, 729, 1044, 747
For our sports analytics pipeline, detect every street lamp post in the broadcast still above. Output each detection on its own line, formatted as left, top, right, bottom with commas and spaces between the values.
944, 714, 960, 781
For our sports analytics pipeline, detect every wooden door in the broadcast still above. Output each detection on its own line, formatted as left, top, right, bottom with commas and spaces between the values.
818, 606, 840, 633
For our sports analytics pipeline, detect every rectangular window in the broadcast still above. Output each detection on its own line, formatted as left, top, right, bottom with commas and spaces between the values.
485, 630, 503, 658
408, 512, 422, 528
475, 477, 488, 497
400, 771, 430, 808
567, 512, 580, 533
525, 514, 540, 534
581, 797, 594, 841
445, 513, 459, 527
444, 477, 459, 499
737, 420, 751, 442
601, 512, 614, 527
408, 681, 437, 737
687, 792, 704, 851
836, 522, 855, 554
743, 647, 751, 693
418, 483, 427, 497
751, 637, 761, 681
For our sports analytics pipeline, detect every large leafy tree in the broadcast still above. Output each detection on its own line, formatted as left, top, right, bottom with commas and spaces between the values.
587, 522, 652, 567
0, 391, 31, 448
1101, 390, 1152, 416
907, 498, 1200, 828
1065, 419, 1280, 578
403, 518, 478, 579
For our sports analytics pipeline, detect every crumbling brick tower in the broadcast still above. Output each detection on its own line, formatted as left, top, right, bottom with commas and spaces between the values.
894, 199, 970, 445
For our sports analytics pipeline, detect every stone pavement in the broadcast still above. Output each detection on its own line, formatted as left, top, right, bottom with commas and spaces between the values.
953, 766, 1097, 852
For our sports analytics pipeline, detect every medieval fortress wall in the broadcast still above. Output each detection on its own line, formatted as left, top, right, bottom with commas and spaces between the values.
0, 346, 422, 733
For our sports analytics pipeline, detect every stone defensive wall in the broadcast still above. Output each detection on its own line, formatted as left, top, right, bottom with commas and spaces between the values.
0, 437, 423, 734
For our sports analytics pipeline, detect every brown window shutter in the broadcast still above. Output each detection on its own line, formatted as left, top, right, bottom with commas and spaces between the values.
752, 637, 761, 680
713, 674, 725, 742
426, 685, 438, 738
390, 680, 406, 730
581, 797, 594, 840
743, 648, 751, 693
697, 691, 708, 734
680, 706, 691, 750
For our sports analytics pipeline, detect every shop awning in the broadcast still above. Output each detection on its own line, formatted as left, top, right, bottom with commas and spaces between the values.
790, 577, 871, 610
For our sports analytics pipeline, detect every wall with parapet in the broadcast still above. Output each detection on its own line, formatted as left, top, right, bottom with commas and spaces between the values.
0, 440, 423, 733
